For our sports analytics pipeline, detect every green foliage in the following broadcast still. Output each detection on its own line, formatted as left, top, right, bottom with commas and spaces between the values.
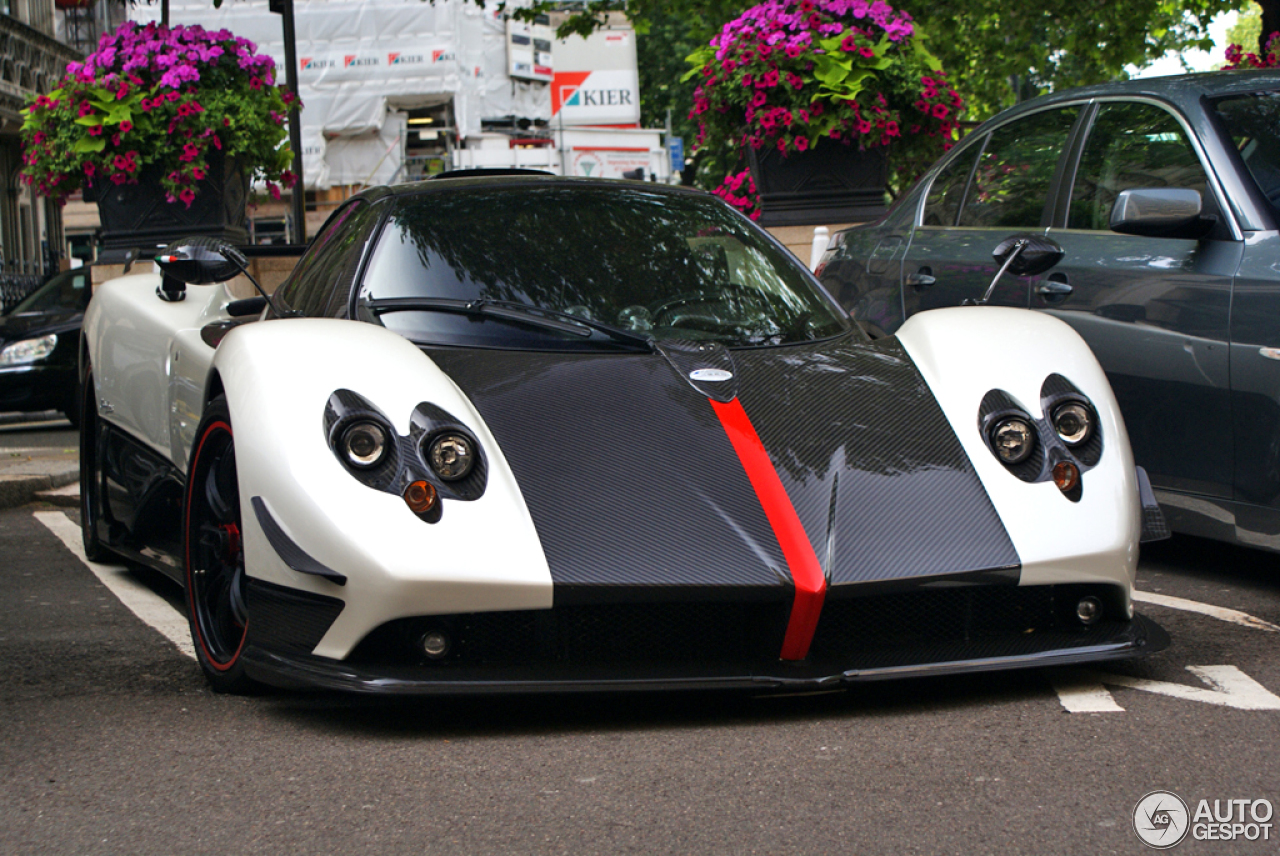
1227, 1, 1264, 58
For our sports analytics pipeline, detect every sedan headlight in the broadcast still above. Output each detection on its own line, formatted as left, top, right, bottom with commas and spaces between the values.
0, 333, 57, 367
990, 417, 1036, 465
1051, 402, 1094, 446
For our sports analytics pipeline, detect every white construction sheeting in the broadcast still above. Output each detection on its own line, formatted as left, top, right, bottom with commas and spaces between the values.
132, 0, 551, 189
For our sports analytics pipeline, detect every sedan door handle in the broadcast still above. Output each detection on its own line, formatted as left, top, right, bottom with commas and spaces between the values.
905, 267, 935, 288
1036, 277, 1073, 301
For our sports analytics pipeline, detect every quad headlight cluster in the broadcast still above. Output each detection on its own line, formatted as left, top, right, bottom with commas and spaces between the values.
324, 390, 487, 522
978, 375, 1102, 500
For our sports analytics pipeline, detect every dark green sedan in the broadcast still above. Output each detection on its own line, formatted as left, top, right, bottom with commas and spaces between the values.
818, 70, 1280, 553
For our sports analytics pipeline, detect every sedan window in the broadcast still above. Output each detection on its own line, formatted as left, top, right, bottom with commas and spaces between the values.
1212, 91, 1280, 216
921, 144, 981, 227
1068, 102, 1210, 231
957, 106, 1079, 229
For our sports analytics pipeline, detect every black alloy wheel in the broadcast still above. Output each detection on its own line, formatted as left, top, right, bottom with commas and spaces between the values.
79, 369, 114, 562
184, 396, 257, 693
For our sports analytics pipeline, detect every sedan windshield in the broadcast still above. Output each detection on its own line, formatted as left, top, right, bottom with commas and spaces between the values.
355, 183, 850, 350
1212, 91, 1280, 214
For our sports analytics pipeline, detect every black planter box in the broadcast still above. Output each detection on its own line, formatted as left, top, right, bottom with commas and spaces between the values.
90, 152, 249, 255
748, 141, 888, 227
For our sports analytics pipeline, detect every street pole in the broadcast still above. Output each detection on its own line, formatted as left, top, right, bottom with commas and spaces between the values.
272, 0, 307, 243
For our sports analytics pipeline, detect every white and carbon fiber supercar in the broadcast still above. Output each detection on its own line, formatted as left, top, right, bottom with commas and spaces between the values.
80, 176, 1168, 695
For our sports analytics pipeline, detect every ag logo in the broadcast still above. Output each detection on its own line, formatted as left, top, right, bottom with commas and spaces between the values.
1134, 791, 1190, 849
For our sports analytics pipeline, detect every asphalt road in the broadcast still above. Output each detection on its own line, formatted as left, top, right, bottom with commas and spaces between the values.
2, 424, 1279, 854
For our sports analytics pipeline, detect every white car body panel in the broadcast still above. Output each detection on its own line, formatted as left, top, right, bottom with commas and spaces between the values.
85, 274, 553, 659
83, 271, 227, 464
897, 306, 1139, 611
211, 318, 554, 658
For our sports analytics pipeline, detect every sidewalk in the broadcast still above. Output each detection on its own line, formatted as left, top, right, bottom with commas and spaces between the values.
0, 411, 81, 510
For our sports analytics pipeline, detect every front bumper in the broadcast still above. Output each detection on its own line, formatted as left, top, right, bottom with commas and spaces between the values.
0, 364, 74, 413
242, 612, 1168, 696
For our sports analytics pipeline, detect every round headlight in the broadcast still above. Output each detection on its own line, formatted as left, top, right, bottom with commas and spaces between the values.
990, 417, 1036, 465
1052, 402, 1093, 446
427, 433, 475, 481
341, 420, 389, 469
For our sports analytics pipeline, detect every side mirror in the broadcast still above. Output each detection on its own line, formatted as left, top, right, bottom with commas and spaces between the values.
969, 233, 1065, 306
1109, 188, 1216, 239
155, 237, 248, 286
991, 233, 1064, 277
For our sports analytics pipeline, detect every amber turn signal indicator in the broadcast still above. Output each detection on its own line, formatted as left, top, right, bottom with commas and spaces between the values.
403, 480, 438, 514
1052, 461, 1080, 493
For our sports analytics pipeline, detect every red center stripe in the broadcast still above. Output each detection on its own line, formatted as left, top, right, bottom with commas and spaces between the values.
710, 397, 826, 660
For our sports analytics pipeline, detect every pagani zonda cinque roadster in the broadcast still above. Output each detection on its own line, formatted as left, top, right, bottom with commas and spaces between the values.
80, 174, 1168, 695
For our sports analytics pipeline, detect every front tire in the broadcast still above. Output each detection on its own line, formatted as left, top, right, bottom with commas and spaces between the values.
184, 396, 257, 694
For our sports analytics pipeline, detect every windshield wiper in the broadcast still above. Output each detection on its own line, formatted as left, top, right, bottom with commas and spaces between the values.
363, 297, 655, 351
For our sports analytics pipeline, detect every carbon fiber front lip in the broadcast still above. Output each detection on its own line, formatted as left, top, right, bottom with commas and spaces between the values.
241, 615, 1167, 695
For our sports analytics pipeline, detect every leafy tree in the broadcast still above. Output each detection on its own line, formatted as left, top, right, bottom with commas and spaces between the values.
1227, 1, 1263, 56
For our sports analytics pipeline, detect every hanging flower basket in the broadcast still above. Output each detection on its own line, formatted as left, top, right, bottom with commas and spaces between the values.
688, 0, 963, 224
20, 21, 299, 254
746, 140, 887, 226
88, 149, 249, 252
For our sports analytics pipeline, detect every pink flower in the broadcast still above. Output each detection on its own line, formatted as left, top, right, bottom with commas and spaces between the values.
192, 167, 206, 180
795, 136, 809, 151
931, 103, 950, 119
119, 120, 133, 133
179, 187, 196, 207
180, 142, 199, 162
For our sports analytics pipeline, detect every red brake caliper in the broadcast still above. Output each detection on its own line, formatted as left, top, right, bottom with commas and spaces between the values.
220, 522, 242, 562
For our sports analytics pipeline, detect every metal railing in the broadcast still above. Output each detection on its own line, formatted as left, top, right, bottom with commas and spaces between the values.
0, 268, 45, 315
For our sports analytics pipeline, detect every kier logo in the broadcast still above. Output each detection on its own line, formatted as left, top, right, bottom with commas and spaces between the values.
299, 57, 335, 71
344, 55, 379, 68
388, 53, 425, 65
431, 50, 456, 63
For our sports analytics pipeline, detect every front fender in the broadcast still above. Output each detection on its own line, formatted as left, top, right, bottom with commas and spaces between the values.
211, 319, 553, 659
895, 307, 1139, 605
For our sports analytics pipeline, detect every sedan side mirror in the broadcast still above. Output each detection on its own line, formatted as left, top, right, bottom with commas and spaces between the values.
1109, 188, 1216, 240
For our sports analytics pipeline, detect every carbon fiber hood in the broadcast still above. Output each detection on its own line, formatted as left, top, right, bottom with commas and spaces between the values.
428, 334, 1018, 595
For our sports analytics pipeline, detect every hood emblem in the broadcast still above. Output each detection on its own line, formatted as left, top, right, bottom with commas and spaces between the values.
690, 368, 733, 382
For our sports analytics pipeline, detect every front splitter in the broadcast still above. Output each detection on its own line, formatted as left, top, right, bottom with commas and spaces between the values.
241, 614, 1168, 696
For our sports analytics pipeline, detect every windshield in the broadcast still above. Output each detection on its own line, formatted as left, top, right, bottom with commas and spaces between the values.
355, 184, 851, 350
1212, 92, 1280, 214
7, 268, 89, 315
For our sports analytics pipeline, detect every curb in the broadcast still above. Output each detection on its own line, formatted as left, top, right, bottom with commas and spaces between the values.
0, 470, 79, 511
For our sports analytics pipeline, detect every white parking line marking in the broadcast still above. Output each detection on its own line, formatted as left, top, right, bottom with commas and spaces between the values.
1054, 666, 1280, 712
34, 510, 195, 661
1133, 589, 1280, 632
1050, 675, 1126, 712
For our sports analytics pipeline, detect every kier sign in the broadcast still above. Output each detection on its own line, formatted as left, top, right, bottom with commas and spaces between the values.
552, 69, 641, 126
